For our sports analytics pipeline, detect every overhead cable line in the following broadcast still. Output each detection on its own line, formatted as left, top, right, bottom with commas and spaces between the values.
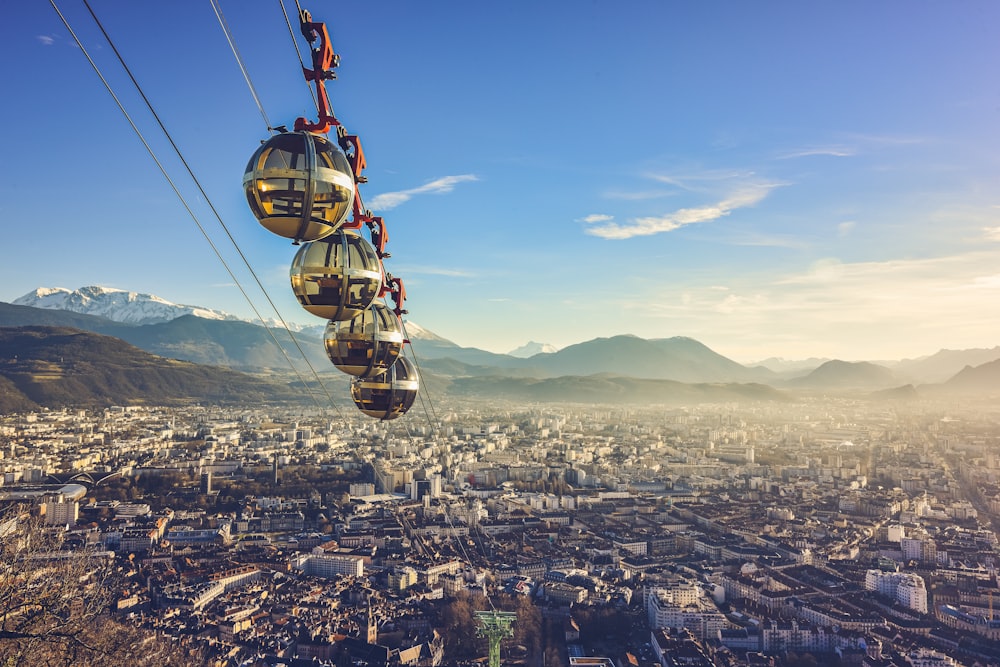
277, 0, 321, 116
399, 319, 442, 431
442, 501, 499, 612
52, 0, 343, 417
209, 0, 276, 133
77, 0, 346, 418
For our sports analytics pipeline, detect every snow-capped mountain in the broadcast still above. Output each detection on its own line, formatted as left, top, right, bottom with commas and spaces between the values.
13, 286, 244, 326
401, 321, 456, 345
508, 341, 558, 358
12, 286, 450, 346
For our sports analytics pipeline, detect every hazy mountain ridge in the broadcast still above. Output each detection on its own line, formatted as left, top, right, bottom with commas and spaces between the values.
104, 315, 329, 371
938, 358, 1000, 393
751, 356, 833, 374
0, 303, 326, 372
0, 327, 300, 411
893, 346, 1000, 384
783, 360, 902, 390
514, 335, 775, 383
5, 285, 1000, 398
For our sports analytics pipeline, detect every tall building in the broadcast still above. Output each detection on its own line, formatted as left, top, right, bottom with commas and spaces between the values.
865, 570, 928, 614
43, 494, 78, 526
350, 482, 376, 497
411, 474, 442, 501
901, 534, 937, 564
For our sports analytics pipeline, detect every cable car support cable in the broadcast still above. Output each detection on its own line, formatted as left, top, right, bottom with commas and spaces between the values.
79, 0, 348, 419
240, 5, 421, 420
53, 0, 346, 418
209, 0, 276, 133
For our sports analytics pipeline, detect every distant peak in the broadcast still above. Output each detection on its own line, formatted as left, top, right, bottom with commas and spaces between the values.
78, 285, 124, 295
21, 286, 72, 299
508, 341, 558, 358
401, 321, 456, 345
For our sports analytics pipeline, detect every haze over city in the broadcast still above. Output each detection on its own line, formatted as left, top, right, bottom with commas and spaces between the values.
3, 2, 1000, 363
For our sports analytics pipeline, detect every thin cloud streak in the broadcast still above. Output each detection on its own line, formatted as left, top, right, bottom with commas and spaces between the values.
585, 183, 779, 240
394, 266, 474, 278
777, 146, 855, 159
368, 174, 478, 211
578, 214, 613, 224
37, 35, 55, 46
644, 169, 754, 193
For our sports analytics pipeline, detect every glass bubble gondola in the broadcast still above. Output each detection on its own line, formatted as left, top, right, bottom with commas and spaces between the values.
290, 229, 382, 321
324, 302, 403, 378
251, 8, 417, 420
244, 131, 355, 243
351, 356, 419, 420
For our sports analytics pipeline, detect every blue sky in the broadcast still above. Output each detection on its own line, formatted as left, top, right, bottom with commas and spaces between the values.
3, 1, 1000, 363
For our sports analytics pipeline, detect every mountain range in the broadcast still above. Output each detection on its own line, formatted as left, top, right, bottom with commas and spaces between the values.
4, 285, 1000, 407
0, 326, 299, 412
13, 286, 242, 326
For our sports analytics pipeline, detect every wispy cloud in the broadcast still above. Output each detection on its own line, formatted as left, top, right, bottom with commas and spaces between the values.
777, 146, 855, 159
837, 221, 856, 237
645, 169, 752, 193
584, 183, 779, 240
578, 214, 613, 224
368, 174, 478, 211
394, 265, 474, 278
37, 35, 55, 46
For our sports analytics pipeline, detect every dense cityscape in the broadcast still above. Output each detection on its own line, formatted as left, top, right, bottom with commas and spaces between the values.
6, 1, 1000, 667
4, 397, 1000, 666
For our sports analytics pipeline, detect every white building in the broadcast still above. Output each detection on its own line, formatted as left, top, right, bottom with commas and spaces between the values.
865, 570, 928, 614
901, 533, 937, 564
646, 582, 727, 639
293, 553, 364, 578
43, 494, 78, 526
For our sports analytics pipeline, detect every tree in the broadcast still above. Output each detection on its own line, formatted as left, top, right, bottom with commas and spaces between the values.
501, 595, 542, 662
0, 507, 192, 667
439, 591, 487, 660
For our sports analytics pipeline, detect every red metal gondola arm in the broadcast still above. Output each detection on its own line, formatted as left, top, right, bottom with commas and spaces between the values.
384, 276, 407, 317
293, 11, 340, 133
339, 134, 367, 180
369, 216, 389, 258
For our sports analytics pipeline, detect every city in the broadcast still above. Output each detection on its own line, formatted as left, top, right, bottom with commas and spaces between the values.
5, 2, 1000, 666
3, 396, 1000, 666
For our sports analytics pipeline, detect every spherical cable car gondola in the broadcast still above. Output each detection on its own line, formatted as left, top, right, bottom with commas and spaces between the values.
289, 229, 382, 321
350, 355, 419, 421
243, 131, 355, 243
324, 302, 403, 378
245, 7, 419, 419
